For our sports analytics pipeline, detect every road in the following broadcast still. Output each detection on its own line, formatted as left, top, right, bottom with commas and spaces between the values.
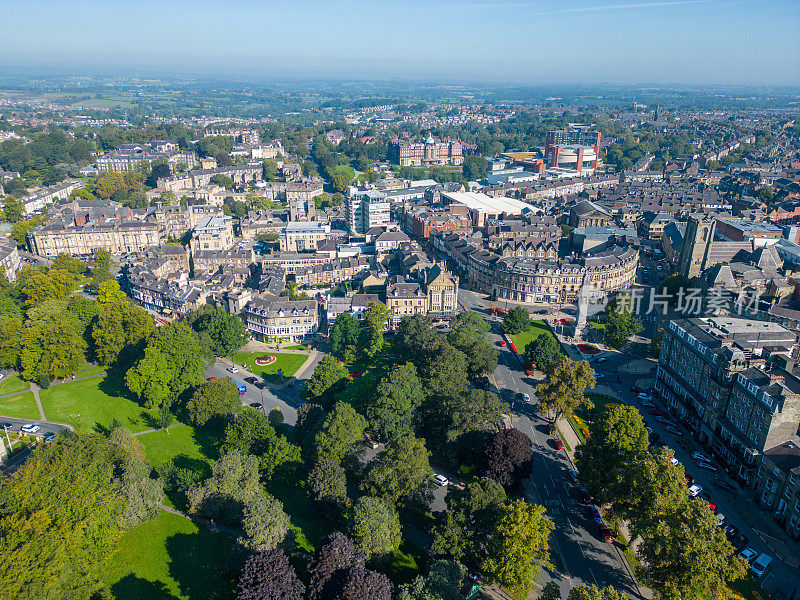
0, 417, 72, 476
461, 288, 800, 596
203, 352, 323, 426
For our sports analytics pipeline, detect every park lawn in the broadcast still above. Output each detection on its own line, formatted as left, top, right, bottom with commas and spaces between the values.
74, 365, 107, 378
509, 320, 563, 356
103, 511, 235, 600
0, 392, 39, 419
229, 351, 307, 383
388, 540, 426, 584
0, 374, 31, 395
139, 424, 219, 469
38, 372, 158, 434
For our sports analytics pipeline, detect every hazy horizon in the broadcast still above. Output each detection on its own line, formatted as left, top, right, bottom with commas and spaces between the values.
1, 0, 798, 87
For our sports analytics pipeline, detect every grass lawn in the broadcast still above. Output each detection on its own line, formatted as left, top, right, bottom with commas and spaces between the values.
74, 365, 107, 378
388, 540, 426, 584
509, 320, 563, 356
0, 374, 30, 395
0, 392, 39, 420
229, 351, 307, 383
39, 372, 158, 434
139, 424, 219, 469
103, 511, 235, 600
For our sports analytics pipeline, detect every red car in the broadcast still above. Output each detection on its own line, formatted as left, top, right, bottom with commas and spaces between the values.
554, 439, 565, 451
599, 526, 615, 543
499, 340, 506, 347
206, 376, 216, 380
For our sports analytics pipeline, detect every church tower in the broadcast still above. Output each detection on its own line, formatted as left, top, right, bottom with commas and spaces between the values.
678, 214, 716, 279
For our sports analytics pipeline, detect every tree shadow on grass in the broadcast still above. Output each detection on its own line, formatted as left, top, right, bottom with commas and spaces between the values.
111, 574, 178, 600
165, 532, 237, 600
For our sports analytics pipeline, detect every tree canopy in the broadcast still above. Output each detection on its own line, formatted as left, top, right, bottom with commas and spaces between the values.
536, 357, 595, 423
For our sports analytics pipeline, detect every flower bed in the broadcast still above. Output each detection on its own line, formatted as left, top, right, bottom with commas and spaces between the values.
255, 355, 277, 366
558, 318, 575, 326
577, 343, 601, 355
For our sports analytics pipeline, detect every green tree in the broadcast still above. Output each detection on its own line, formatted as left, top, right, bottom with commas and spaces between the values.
359, 301, 391, 359
0, 316, 23, 368
349, 495, 402, 560
260, 435, 302, 481
523, 334, 563, 374
20, 316, 87, 381
186, 378, 241, 426
575, 403, 649, 506
330, 313, 360, 356
187, 452, 263, 523
124, 346, 173, 408
313, 401, 367, 464
0, 434, 124, 600
398, 560, 466, 600
210, 174, 235, 189
114, 459, 164, 529
191, 306, 248, 356
502, 306, 531, 335
361, 435, 433, 505
567, 584, 627, 600
368, 362, 425, 441
536, 357, 595, 423
650, 328, 664, 357
638, 499, 747, 600
462, 155, 489, 181
91, 300, 154, 366
481, 500, 554, 598
240, 493, 291, 552
262, 159, 279, 181
541, 581, 563, 600
125, 322, 206, 408
51, 253, 85, 275
604, 295, 643, 349
223, 407, 275, 456
432, 477, 506, 562
2, 195, 23, 223
306, 354, 350, 407
307, 459, 350, 511
95, 280, 127, 306
448, 311, 497, 378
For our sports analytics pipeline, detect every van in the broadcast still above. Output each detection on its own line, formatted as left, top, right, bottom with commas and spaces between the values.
750, 553, 773, 577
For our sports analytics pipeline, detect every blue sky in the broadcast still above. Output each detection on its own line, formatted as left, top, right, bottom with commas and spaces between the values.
1, 0, 798, 85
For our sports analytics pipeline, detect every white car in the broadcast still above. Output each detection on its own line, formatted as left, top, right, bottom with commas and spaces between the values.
0, 373, 5, 382
227, 366, 239, 374
21, 423, 40, 434
688, 484, 703, 497
433, 474, 449, 486
739, 547, 758, 563
519, 392, 531, 403
750, 553, 773, 577
670, 458, 681, 467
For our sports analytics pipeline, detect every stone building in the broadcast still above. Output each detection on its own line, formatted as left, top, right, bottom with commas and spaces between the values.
244, 297, 318, 343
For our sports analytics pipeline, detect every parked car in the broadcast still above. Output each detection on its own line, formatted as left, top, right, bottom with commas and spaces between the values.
253, 381, 267, 390
554, 438, 565, 451
0, 422, 13, 430
21, 423, 40, 433
599, 525, 615, 543
519, 392, 531, 403
692, 451, 710, 462
750, 553, 773, 577
235, 382, 246, 396
664, 425, 683, 436
206, 376, 216, 380
249, 402, 263, 409
586, 505, 602, 523
498, 340, 506, 347
44, 433, 55, 443
227, 366, 239, 374
0, 373, 5, 382
739, 547, 758, 563
773, 585, 796, 600
244, 376, 258, 385
568, 469, 580, 484
688, 484, 703, 497
433, 474, 449, 486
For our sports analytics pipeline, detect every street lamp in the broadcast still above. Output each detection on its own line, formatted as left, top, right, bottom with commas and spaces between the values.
2, 423, 11, 449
